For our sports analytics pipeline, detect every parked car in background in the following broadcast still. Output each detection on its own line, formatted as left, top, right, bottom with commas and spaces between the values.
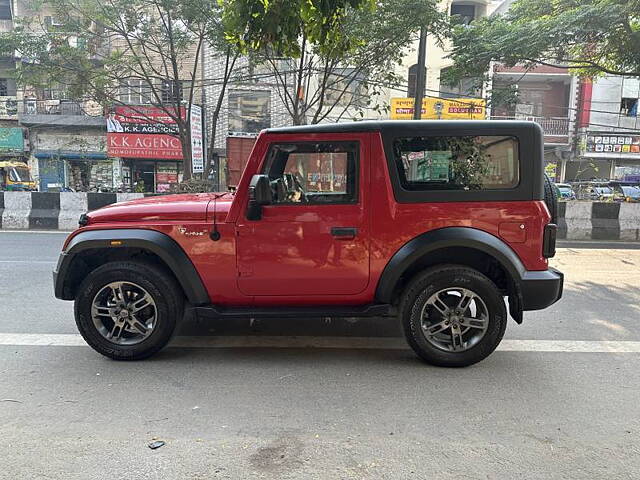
575, 182, 614, 201
555, 183, 576, 200
612, 184, 640, 202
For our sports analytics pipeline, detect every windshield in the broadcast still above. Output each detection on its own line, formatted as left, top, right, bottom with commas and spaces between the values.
9, 167, 32, 183
595, 187, 613, 194
558, 187, 572, 193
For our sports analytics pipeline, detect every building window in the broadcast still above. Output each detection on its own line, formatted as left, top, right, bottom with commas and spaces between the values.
439, 66, 481, 99
394, 135, 519, 191
450, 4, 476, 25
407, 64, 426, 98
621, 98, 638, 117
161, 80, 183, 104
40, 84, 69, 100
324, 69, 367, 108
228, 90, 271, 133
0, 0, 12, 20
118, 79, 151, 105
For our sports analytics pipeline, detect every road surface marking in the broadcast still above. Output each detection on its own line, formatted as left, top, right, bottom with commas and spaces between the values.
0, 260, 56, 264
1, 333, 640, 352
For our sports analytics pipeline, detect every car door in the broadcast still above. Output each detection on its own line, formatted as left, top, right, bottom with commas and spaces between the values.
236, 135, 370, 297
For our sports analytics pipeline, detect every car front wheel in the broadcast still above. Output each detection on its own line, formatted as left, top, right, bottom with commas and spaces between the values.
400, 265, 507, 367
74, 261, 183, 360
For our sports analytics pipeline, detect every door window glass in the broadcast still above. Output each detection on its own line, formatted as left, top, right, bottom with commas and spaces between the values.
264, 141, 359, 204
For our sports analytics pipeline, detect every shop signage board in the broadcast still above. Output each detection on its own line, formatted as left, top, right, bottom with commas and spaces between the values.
107, 105, 185, 159
190, 105, 204, 173
0, 127, 24, 152
390, 98, 486, 120
585, 133, 640, 155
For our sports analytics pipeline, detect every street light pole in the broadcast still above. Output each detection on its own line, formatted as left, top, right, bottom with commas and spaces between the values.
412, 27, 427, 120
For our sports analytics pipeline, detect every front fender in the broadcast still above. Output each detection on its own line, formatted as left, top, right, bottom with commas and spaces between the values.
53, 229, 209, 305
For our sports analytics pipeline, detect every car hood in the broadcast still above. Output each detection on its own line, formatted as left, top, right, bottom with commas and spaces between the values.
87, 193, 234, 224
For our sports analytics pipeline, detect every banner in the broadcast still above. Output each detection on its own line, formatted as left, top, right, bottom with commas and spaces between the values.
390, 97, 485, 120
107, 133, 183, 159
585, 133, 640, 155
107, 105, 186, 159
190, 105, 204, 173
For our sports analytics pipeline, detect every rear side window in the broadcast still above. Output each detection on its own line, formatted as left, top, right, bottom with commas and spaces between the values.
393, 135, 519, 191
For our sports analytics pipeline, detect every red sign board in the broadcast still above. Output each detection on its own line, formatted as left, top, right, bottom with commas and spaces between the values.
107, 105, 185, 159
108, 133, 183, 159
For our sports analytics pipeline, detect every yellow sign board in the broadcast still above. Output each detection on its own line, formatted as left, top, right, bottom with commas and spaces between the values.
390, 97, 486, 120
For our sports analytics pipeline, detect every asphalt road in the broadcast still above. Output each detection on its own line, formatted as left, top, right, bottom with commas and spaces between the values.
1, 231, 639, 479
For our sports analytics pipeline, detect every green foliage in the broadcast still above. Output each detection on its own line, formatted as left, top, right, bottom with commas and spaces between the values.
446, 0, 640, 82
253, 0, 446, 124
220, 0, 377, 57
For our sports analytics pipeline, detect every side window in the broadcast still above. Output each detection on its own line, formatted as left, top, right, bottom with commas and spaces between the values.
263, 141, 359, 204
394, 135, 519, 191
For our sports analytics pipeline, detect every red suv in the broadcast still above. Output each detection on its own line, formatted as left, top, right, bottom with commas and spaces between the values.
54, 121, 562, 367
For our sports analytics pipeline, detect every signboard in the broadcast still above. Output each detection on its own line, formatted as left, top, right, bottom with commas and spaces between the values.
0, 128, 24, 152
107, 105, 185, 159
390, 97, 485, 120
585, 133, 640, 155
0, 97, 18, 117
190, 105, 204, 173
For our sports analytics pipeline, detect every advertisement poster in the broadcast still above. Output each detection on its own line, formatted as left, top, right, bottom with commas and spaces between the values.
107, 105, 185, 159
155, 163, 179, 193
190, 105, 204, 173
390, 98, 486, 120
585, 134, 640, 155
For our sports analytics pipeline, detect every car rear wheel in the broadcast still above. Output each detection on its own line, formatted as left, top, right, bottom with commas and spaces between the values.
400, 265, 507, 367
74, 261, 183, 360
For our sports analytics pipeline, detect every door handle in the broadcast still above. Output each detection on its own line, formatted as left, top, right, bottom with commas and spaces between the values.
331, 227, 358, 238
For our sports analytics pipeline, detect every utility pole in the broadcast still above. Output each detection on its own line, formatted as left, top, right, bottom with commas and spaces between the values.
412, 28, 427, 120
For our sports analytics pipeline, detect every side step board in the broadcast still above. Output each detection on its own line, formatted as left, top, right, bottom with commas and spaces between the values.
193, 303, 393, 320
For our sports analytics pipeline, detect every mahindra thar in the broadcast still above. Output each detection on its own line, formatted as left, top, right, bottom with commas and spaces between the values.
54, 121, 563, 367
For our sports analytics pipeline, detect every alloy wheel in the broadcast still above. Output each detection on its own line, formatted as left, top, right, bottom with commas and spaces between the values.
420, 287, 489, 352
91, 281, 157, 345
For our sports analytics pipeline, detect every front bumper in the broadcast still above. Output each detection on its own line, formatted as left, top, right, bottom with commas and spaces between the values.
520, 267, 564, 311
53, 252, 69, 300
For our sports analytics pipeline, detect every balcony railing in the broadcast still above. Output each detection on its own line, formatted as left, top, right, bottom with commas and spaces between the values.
0, 97, 99, 118
490, 116, 570, 137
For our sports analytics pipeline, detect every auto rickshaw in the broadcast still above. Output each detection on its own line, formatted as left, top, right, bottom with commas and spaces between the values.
0, 161, 37, 191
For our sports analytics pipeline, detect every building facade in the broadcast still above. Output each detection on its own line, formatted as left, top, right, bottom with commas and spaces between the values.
569, 76, 640, 182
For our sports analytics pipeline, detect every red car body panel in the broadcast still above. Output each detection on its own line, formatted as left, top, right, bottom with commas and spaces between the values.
67, 130, 551, 307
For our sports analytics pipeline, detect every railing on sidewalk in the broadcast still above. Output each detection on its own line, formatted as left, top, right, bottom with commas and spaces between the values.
490, 115, 570, 136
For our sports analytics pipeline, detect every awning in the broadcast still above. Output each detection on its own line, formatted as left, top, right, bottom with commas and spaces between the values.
34, 150, 108, 160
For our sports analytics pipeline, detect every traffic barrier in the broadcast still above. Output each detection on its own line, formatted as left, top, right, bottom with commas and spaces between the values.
0, 192, 145, 231
0, 192, 639, 241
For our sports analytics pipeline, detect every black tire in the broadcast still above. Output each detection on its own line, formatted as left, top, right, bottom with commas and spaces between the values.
74, 261, 184, 360
400, 265, 507, 367
543, 173, 558, 224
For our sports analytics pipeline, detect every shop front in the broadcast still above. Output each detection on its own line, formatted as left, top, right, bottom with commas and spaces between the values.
107, 105, 187, 193
124, 159, 184, 193
572, 131, 640, 181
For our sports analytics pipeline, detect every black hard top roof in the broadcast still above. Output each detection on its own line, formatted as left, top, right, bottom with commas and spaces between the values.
265, 120, 542, 135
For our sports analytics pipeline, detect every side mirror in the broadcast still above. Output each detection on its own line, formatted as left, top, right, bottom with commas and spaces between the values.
247, 174, 272, 220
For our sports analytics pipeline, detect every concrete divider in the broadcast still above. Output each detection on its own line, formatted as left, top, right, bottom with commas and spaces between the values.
0, 192, 639, 241
30, 192, 60, 230
2, 192, 31, 230
619, 203, 640, 241
58, 193, 89, 231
